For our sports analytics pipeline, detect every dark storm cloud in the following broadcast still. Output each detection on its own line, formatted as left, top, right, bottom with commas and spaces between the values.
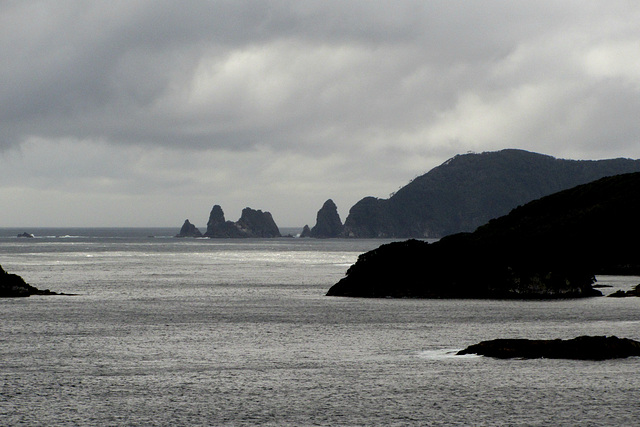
1, 1, 640, 226
6, 1, 635, 152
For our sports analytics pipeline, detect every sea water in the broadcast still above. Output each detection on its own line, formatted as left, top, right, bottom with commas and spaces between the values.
1, 228, 639, 426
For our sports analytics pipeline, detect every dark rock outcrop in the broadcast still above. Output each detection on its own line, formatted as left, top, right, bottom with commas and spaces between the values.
608, 284, 640, 298
304, 199, 345, 238
457, 336, 640, 360
204, 205, 243, 238
236, 207, 281, 238
203, 205, 281, 238
344, 149, 640, 238
175, 219, 203, 237
17, 232, 35, 238
327, 172, 640, 299
0, 265, 64, 297
300, 225, 312, 238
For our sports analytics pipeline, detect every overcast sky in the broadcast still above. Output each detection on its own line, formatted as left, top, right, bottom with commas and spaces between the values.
2, 1, 640, 228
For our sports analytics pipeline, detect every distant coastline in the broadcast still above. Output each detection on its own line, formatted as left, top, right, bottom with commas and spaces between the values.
0, 227, 305, 239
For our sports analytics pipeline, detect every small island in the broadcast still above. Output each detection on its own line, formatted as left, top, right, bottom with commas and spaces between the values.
0, 265, 66, 297
175, 219, 203, 237
457, 336, 640, 360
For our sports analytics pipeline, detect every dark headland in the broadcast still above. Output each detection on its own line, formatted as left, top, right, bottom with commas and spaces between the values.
342, 149, 640, 238
0, 265, 68, 298
327, 172, 640, 299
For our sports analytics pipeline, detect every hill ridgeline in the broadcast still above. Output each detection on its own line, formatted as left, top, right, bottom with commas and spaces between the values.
340, 149, 640, 238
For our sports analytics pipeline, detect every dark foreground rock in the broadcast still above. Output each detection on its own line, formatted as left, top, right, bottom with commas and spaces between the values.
457, 336, 640, 360
0, 265, 68, 297
327, 172, 640, 299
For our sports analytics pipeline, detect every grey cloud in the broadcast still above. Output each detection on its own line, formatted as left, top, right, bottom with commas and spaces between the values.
7, 0, 636, 154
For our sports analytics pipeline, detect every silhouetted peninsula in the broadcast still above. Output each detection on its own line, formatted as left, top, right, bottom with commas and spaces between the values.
457, 336, 640, 360
0, 265, 66, 297
327, 172, 640, 299
343, 149, 640, 238
203, 205, 281, 238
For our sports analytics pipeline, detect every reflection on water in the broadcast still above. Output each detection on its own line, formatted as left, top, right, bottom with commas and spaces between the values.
1, 234, 639, 425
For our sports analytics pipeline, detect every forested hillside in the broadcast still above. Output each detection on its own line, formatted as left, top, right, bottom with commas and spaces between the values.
344, 149, 640, 237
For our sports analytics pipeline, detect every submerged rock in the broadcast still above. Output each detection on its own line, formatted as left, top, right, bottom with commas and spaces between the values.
17, 232, 34, 238
457, 336, 640, 360
0, 265, 66, 298
608, 284, 640, 298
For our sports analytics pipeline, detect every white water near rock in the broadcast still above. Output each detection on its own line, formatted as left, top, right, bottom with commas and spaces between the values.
1, 229, 639, 425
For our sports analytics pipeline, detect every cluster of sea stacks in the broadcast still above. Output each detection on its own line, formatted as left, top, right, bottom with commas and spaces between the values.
176, 150, 640, 240
176, 205, 281, 238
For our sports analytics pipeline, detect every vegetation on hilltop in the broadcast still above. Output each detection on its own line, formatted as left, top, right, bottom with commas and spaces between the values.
344, 149, 640, 238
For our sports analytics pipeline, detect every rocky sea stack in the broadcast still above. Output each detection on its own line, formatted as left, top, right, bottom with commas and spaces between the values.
457, 336, 640, 360
327, 172, 640, 299
0, 265, 65, 297
301, 199, 345, 238
203, 205, 281, 238
175, 219, 203, 237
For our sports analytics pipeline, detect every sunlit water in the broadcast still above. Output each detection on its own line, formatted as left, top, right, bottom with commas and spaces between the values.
1, 228, 639, 426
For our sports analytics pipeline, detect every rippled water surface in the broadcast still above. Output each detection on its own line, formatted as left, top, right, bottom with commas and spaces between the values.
1, 229, 639, 426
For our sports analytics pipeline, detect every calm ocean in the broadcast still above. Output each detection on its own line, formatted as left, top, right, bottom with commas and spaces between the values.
1, 228, 639, 426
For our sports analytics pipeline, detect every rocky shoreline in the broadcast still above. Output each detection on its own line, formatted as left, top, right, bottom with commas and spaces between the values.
608, 284, 640, 298
457, 336, 640, 360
